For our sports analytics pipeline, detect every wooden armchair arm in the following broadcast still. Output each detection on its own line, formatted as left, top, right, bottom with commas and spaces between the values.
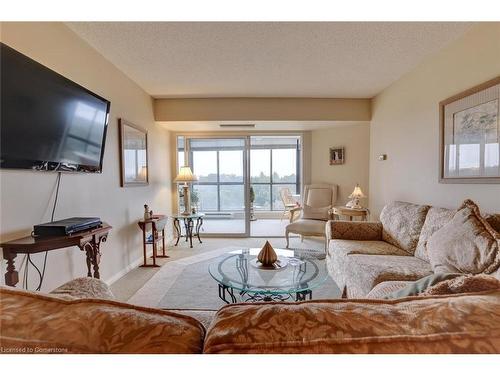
289, 207, 302, 223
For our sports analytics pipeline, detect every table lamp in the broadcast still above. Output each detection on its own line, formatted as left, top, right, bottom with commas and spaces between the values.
346, 184, 366, 209
174, 166, 198, 215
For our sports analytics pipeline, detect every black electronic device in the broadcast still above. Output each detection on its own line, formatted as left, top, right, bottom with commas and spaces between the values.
0, 42, 110, 173
33, 217, 102, 237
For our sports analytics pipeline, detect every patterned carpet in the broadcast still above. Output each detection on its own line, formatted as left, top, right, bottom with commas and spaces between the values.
127, 246, 340, 309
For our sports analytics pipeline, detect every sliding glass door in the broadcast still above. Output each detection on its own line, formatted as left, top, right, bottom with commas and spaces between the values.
250, 136, 301, 212
176, 135, 301, 237
188, 137, 249, 236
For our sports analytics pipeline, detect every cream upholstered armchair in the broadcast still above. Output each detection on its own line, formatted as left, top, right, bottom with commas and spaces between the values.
285, 183, 337, 252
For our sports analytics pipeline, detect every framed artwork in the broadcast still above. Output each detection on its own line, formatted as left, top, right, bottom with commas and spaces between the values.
329, 147, 345, 165
439, 77, 500, 183
119, 119, 149, 187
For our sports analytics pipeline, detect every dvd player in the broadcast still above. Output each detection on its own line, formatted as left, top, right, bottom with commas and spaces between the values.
33, 217, 102, 237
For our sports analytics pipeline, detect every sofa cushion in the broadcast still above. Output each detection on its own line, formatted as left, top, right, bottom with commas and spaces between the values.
164, 309, 217, 330
305, 186, 334, 207
326, 220, 383, 241
428, 199, 500, 274
415, 207, 456, 262
380, 201, 430, 254
203, 291, 500, 354
302, 204, 331, 220
422, 274, 500, 296
50, 277, 115, 300
366, 281, 414, 299
344, 254, 433, 298
0, 286, 205, 354
286, 218, 326, 235
485, 213, 500, 233
382, 273, 462, 299
326, 240, 409, 296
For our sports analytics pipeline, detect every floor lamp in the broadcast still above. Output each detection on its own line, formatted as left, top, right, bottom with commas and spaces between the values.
174, 166, 198, 215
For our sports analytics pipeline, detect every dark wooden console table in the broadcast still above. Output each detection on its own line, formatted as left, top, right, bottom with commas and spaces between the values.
137, 215, 168, 267
0, 223, 112, 287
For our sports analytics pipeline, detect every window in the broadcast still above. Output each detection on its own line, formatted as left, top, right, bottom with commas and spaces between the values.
250, 136, 300, 211
189, 138, 245, 212
175, 135, 301, 214
250, 149, 270, 183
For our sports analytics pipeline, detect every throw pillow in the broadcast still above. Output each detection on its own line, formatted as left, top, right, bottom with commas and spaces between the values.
302, 204, 331, 220
427, 199, 500, 274
383, 273, 461, 299
421, 274, 500, 296
485, 213, 500, 233
414, 207, 456, 262
380, 201, 430, 254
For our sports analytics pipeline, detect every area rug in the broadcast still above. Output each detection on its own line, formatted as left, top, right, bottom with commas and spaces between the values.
127, 246, 340, 310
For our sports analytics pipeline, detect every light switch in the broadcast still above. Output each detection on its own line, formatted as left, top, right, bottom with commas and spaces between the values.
378, 154, 387, 161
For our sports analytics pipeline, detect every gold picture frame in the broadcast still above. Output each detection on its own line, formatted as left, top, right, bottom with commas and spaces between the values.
329, 147, 345, 165
439, 77, 500, 184
119, 119, 149, 187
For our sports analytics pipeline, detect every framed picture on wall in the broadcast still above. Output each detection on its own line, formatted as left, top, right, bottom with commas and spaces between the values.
119, 119, 149, 187
439, 76, 500, 184
329, 147, 345, 165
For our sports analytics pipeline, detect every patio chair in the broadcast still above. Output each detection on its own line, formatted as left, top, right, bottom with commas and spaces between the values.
279, 187, 298, 221
285, 183, 337, 252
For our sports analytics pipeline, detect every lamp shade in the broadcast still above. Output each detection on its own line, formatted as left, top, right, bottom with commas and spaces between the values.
348, 184, 366, 199
138, 166, 148, 180
174, 166, 198, 183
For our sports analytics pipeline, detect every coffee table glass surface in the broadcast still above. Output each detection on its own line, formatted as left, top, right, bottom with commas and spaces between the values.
208, 248, 328, 302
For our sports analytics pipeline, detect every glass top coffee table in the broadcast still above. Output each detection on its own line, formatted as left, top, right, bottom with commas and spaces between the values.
208, 248, 328, 303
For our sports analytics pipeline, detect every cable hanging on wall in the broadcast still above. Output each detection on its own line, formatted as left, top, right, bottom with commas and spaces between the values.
25, 171, 62, 291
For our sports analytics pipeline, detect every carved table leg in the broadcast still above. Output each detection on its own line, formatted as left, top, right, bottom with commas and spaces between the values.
195, 217, 203, 244
173, 218, 181, 246
79, 234, 107, 279
187, 218, 194, 248
184, 219, 189, 243
82, 242, 98, 278
85, 247, 92, 277
3, 250, 19, 287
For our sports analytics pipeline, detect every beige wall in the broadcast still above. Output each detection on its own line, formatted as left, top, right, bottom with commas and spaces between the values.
311, 123, 370, 206
370, 23, 500, 217
155, 97, 371, 121
0, 22, 172, 291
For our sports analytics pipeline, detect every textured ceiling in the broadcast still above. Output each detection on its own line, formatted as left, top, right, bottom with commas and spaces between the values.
66, 22, 473, 98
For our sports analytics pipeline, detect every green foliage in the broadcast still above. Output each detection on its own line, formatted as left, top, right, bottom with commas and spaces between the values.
190, 189, 199, 204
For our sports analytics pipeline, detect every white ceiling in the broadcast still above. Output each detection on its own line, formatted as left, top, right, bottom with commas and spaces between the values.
66, 22, 473, 98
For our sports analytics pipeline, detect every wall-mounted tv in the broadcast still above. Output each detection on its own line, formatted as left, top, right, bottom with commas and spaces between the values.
0, 42, 110, 173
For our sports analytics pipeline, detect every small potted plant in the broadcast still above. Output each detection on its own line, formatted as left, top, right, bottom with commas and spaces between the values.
250, 186, 256, 221
190, 189, 199, 213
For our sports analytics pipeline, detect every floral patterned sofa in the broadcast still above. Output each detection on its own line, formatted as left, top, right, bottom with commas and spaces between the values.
2, 200, 499, 354
326, 201, 500, 298
1, 278, 500, 354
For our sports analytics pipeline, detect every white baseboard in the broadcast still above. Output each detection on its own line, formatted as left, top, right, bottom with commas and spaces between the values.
105, 255, 145, 286
105, 235, 176, 286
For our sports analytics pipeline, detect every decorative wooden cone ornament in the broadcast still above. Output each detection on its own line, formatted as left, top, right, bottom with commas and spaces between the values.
257, 241, 278, 267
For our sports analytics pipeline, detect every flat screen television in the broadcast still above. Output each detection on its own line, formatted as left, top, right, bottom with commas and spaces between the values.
0, 42, 110, 173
